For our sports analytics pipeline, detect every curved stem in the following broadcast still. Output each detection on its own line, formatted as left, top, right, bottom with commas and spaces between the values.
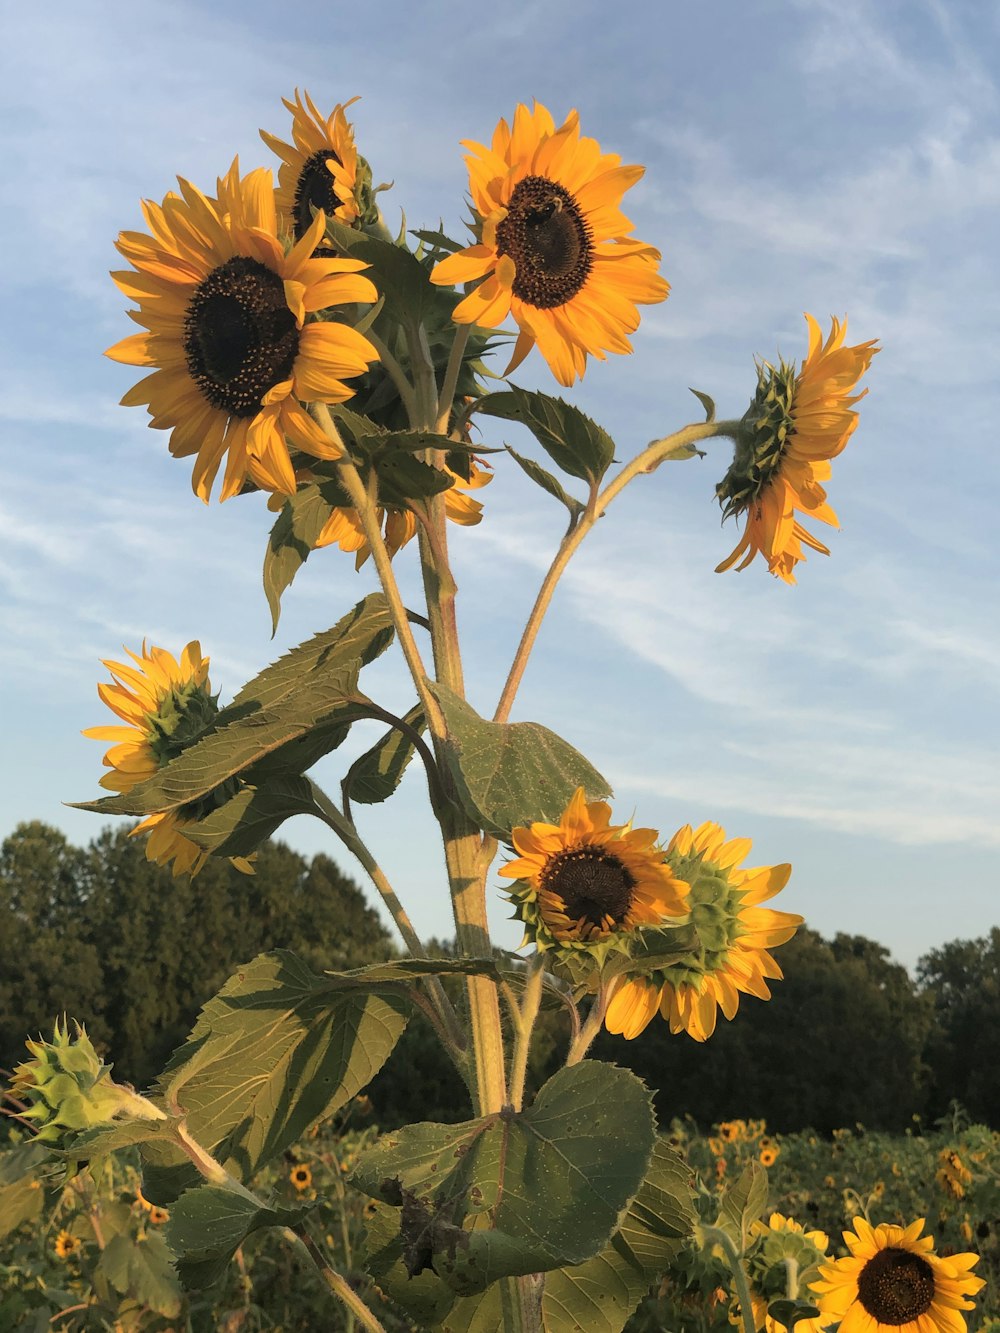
287, 1227, 387, 1333
565, 986, 609, 1068
493, 419, 742, 723
344, 700, 447, 826
366, 328, 419, 424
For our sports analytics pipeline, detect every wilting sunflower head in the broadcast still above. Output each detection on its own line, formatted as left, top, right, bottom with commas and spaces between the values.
498, 787, 689, 968
430, 101, 669, 387
107, 160, 379, 503
715, 313, 879, 584
605, 821, 800, 1040
83, 641, 253, 878
12, 1020, 157, 1145
811, 1217, 985, 1333
261, 90, 377, 239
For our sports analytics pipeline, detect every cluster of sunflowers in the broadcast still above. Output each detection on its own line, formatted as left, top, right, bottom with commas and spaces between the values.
44, 86, 987, 1333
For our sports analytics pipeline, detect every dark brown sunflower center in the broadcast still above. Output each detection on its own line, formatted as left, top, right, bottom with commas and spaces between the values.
184, 256, 298, 418
495, 175, 593, 309
541, 845, 635, 926
294, 149, 344, 240
856, 1248, 936, 1326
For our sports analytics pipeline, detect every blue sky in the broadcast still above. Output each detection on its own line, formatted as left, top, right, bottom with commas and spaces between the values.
2, 0, 998, 969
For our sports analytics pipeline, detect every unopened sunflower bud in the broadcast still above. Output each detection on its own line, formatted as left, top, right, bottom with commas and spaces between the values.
10, 1020, 166, 1144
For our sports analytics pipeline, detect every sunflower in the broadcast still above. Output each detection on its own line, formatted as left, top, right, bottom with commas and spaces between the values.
605, 822, 800, 1040
760, 1143, 780, 1168
498, 787, 689, 964
83, 640, 252, 878
107, 160, 379, 502
715, 314, 879, 583
430, 102, 669, 387
54, 1230, 82, 1259
261, 90, 366, 239
733, 1213, 833, 1333
290, 1163, 313, 1192
811, 1218, 985, 1333
311, 456, 492, 565
936, 1149, 973, 1200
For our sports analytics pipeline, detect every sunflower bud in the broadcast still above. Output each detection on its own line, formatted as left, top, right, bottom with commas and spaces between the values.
11, 1020, 165, 1144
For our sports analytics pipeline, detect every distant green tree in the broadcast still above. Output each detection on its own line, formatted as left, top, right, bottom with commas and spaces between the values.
918, 928, 1000, 1127
0, 822, 395, 1092
588, 928, 933, 1133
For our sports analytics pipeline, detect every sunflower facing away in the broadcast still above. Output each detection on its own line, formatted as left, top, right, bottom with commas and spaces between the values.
811, 1218, 984, 1333
498, 787, 690, 964
107, 161, 379, 502
261, 90, 366, 239
734, 1213, 832, 1333
715, 314, 879, 583
605, 821, 800, 1041
430, 102, 669, 387
83, 640, 251, 877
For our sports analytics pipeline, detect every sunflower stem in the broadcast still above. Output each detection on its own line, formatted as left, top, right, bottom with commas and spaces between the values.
366, 329, 420, 423
436, 322, 472, 434
565, 986, 609, 1067
493, 419, 743, 723
286, 1226, 387, 1333
508, 955, 545, 1111
704, 1225, 757, 1333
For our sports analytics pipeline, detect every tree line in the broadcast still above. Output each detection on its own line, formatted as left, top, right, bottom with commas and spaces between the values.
1, 821, 996, 1134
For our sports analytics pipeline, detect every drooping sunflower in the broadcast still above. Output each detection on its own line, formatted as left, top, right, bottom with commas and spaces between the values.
261, 90, 367, 239
498, 787, 690, 964
605, 821, 800, 1040
54, 1230, 82, 1260
733, 1213, 833, 1333
107, 160, 379, 502
430, 102, 669, 387
83, 640, 251, 878
716, 314, 879, 584
811, 1217, 985, 1333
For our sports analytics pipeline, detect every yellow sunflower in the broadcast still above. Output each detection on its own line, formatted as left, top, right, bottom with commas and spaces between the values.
312, 457, 492, 565
83, 640, 251, 878
811, 1217, 985, 1333
734, 1213, 832, 1333
760, 1142, 780, 1168
605, 822, 800, 1041
430, 102, 669, 387
498, 787, 689, 962
290, 1163, 313, 1192
716, 314, 879, 583
54, 1230, 82, 1259
107, 160, 379, 502
261, 90, 365, 238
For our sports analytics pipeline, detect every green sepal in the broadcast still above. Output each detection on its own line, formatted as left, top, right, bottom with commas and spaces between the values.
263, 477, 351, 633
428, 680, 611, 840
164, 1184, 310, 1289
541, 1138, 695, 1333
475, 387, 616, 487
410, 227, 464, 255
689, 387, 717, 422
344, 704, 425, 806
351, 1061, 657, 1295
140, 950, 408, 1204
505, 445, 585, 520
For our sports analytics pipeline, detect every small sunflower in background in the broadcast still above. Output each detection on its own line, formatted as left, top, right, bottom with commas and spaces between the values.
498, 787, 689, 966
83, 641, 252, 877
290, 1163, 313, 1193
54, 1230, 82, 1260
107, 161, 379, 502
811, 1217, 984, 1333
715, 314, 879, 583
431, 102, 669, 386
759, 1139, 780, 1168
605, 821, 800, 1041
261, 90, 367, 238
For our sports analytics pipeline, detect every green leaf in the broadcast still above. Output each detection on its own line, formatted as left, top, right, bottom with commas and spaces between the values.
180, 776, 316, 858
541, 1138, 695, 1333
98, 1232, 183, 1316
410, 227, 464, 255
349, 234, 438, 323
263, 480, 348, 633
164, 1184, 307, 1289
505, 446, 585, 520
363, 1201, 458, 1325
475, 388, 616, 486
769, 1298, 823, 1330
62, 1117, 177, 1172
716, 1161, 769, 1252
427, 681, 611, 840
0, 1143, 49, 1239
141, 951, 407, 1202
375, 452, 455, 507
74, 595, 394, 816
345, 704, 425, 805
351, 1060, 656, 1295
689, 387, 717, 422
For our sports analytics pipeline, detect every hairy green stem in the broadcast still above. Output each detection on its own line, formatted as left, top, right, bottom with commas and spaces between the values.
367, 328, 420, 423
286, 1227, 387, 1333
436, 322, 472, 434
565, 986, 610, 1068
493, 419, 742, 724
508, 957, 545, 1110
704, 1226, 758, 1333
